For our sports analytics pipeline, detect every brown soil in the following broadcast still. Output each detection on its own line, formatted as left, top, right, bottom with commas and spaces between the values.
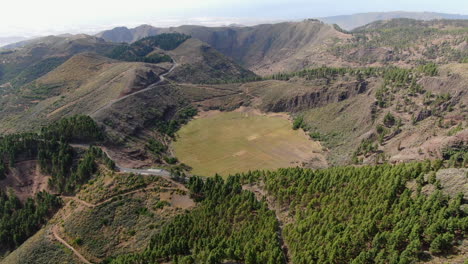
0, 160, 51, 201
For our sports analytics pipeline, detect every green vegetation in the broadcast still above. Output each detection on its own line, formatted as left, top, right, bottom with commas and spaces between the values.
146, 138, 167, 156
0, 115, 112, 192
333, 19, 468, 64
45, 146, 115, 193
135, 33, 191, 51
0, 190, 62, 250
383, 112, 396, 127
209, 64, 436, 91
108, 175, 285, 264
442, 143, 468, 167
10, 57, 68, 88
108, 33, 190, 63
155, 106, 198, 137
332, 24, 349, 34
41, 115, 104, 143
163, 156, 178, 164
417, 62, 438, 76
447, 123, 464, 136
354, 139, 378, 157
292, 116, 305, 130
0, 115, 114, 253
241, 162, 467, 263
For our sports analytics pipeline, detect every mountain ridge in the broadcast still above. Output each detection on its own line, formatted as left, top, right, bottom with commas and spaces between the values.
319, 11, 468, 30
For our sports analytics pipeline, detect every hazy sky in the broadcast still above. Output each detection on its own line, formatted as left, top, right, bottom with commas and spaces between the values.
1, 0, 467, 37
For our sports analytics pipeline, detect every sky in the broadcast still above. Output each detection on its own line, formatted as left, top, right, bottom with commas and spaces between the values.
0, 0, 467, 38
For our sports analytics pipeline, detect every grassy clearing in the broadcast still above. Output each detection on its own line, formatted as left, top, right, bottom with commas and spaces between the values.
173, 111, 323, 177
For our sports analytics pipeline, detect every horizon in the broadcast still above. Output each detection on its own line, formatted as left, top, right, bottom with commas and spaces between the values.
0, 0, 467, 40
1, 10, 467, 47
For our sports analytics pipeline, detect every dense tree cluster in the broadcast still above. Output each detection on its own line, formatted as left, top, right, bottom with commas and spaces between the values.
108, 33, 190, 63
210, 64, 437, 88
0, 116, 113, 252
107, 162, 466, 264
41, 115, 104, 143
240, 163, 466, 263
0, 132, 40, 169
155, 106, 198, 137
108, 175, 285, 264
0, 115, 112, 192
45, 146, 115, 193
0, 190, 62, 250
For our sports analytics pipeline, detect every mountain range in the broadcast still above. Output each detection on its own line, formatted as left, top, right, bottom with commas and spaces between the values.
0, 13, 467, 264
318, 11, 468, 30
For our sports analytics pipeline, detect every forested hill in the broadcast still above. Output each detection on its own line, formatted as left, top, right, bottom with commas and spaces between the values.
0, 115, 114, 252
107, 33, 190, 63
107, 162, 466, 264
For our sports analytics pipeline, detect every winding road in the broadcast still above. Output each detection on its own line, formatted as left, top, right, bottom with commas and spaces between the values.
53, 57, 179, 263
55, 141, 175, 263
70, 144, 172, 178
91, 57, 179, 118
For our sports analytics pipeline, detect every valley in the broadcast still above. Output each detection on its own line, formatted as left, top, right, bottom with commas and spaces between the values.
0, 11, 466, 264
173, 108, 326, 176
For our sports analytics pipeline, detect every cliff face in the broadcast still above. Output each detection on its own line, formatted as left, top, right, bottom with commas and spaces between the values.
239, 77, 372, 114
262, 80, 368, 112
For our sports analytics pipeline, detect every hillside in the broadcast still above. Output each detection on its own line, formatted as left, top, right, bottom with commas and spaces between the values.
319, 11, 468, 30
167, 38, 257, 83
0, 53, 169, 134
0, 36, 29, 48
1, 114, 466, 263
331, 19, 468, 66
97, 20, 352, 74
96, 25, 164, 43
244, 64, 468, 166
97, 19, 468, 74
0, 35, 119, 87
0, 16, 467, 264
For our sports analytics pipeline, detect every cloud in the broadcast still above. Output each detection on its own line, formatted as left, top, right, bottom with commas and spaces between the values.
0, 0, 466, 37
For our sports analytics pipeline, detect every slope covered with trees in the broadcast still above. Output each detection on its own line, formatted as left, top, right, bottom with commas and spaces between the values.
241, 162, 467, 263
108, 175, 285, 264
0, 190, 62, 251
0, 115, 115, 255
0, 115, 113, 192
107, 33, 190, 63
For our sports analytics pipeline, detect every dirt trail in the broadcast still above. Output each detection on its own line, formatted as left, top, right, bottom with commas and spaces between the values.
242, 184, 292, 263
50, 142, 187, 263
62, 196, 96, 208
52, 225, 92, 264
91, 58, 178, 117
63, 186, 178, 208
